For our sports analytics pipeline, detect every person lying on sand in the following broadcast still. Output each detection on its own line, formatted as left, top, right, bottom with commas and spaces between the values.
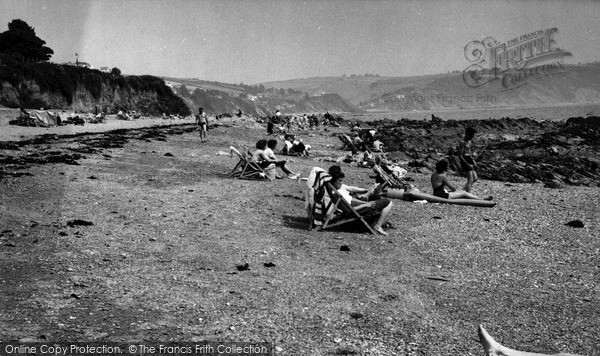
327, 165, 393, 236
282, 134, 310, 156
431, 160, 492, 200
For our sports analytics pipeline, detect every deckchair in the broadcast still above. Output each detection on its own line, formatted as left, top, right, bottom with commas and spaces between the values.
372, 164, 409, 190
306, 168, 329, 229
320, 182, 377, 234
229, 146, 270, 180
307, 168, 376, 234
337, 133, 359, 153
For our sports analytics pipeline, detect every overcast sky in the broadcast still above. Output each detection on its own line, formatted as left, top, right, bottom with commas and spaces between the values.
1, 0, 598, 84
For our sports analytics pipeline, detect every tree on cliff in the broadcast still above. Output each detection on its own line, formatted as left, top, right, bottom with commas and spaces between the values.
0, 19, 54, 61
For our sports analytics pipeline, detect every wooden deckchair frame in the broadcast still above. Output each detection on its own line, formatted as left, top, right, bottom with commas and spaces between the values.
372, 164, 408, 190
310, 175, 376, 234
321, 182, 377, 234
337, 133, 359, 152
229, 146, 267, 180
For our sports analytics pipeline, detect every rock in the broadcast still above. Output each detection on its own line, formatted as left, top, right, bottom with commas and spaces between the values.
544, 180, 565, 189
66, 219, 94, 227
565, 220, 584, 228
349, 312, 364, 319
236, 263, 250, 271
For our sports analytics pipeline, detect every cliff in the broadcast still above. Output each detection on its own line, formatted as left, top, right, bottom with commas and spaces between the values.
0, 56, 190, 115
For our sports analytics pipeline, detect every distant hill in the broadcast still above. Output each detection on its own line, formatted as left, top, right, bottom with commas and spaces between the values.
258, 63, 600, 111
162, 77, 359, 116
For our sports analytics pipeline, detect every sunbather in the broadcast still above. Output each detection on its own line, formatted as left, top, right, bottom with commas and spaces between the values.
431, 160, 492, 200
254, 139, 299, 179
328, 165, 393, 236
352, 132, 368, 151
284, 134, 310, 156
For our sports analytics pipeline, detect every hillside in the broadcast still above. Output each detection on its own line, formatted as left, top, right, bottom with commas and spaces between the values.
0, 56, 190, 115
259, 63, 600, 110
163, 77, 360, 116
259, 74, 448, 106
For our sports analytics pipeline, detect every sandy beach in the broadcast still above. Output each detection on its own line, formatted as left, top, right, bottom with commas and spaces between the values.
1, 115, 598, 355
0, 108, 197, 141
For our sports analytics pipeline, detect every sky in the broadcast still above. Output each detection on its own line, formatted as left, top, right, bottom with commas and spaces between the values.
1, 0, 599, 84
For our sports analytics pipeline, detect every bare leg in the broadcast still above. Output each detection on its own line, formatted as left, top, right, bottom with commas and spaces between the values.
276, 161, 297, 177
463, 171, 476, 192
478, 325, 584, 356
373, 201, 393, 235
357, 184, 381, 200
448, 190, 492, 200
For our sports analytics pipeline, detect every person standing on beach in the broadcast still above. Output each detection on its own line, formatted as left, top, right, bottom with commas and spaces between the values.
196, 108, 208, 142
458, 127, 478, 192
267, 110, 278, 135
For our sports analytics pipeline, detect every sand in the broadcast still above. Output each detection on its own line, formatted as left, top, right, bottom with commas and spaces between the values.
0, 109, 196, 141
0, 113, 598, 355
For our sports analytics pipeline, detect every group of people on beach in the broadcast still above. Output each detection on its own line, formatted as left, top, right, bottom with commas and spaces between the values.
266, 110, 341, 135
206, 106, 491, 235
252, 138, 300, 180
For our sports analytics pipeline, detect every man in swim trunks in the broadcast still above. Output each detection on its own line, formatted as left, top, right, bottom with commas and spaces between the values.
196, 108, 208, 143
458, 127, 478, 192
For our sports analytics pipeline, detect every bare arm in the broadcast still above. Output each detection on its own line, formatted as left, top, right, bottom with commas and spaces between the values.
353, 201, 376, 211
441, 175, 457, 192
344, 185, 368, 194
259, 151, 276, 163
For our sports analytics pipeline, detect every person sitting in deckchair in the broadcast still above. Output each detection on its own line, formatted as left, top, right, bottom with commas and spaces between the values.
431, 160, 493, 200
254, 139, 299, 179
352, 132, 368, 151
327, 165, 393, 236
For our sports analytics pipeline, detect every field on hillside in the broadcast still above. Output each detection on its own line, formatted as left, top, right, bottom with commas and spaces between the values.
345, 103, 600, 122
1, 118, 598, 355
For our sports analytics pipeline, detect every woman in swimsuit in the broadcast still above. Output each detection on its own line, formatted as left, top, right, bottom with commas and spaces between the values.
431, 160, 492, 200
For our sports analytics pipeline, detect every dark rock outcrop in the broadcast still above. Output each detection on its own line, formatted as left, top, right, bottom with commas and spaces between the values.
373, 116, 600, 186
